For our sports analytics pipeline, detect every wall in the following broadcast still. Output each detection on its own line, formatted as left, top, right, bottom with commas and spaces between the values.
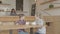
0, 0, 35, 16
0, 0, 16, 11
23, 0, 31, 16
23, 0, 35, 16
0, 0, 16, 16
36, 0, 60, 16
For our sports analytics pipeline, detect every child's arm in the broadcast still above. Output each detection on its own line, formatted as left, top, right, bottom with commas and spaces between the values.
14, 20, 19, 25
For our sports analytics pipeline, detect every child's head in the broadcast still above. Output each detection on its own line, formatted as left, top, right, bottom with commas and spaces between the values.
35, 15, 40, 20
11, 8, 16, 13
19, 14, 25, 20
20, 16, 25, 20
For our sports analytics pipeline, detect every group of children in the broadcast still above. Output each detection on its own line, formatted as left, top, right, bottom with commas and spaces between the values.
15, 16, 46, 34
10, 9, 46, 34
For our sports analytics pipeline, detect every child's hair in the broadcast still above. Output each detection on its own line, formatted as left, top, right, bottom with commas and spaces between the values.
19, 14, 24, 18
11, 8, 16, 13
12, 8, 14, 10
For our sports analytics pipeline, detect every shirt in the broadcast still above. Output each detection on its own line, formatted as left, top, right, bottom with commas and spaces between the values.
16, 20, 26, 25
35, 18, 44, 26
35, 17, 46, 34
10, 12, 17, 16
38, 26, 46, 34
16, 20, 26, 32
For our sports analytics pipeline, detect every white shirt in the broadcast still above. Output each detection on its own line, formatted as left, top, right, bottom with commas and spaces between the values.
38, 26, 46, 34
35, 17, 44, 26
35, 17, 46, 34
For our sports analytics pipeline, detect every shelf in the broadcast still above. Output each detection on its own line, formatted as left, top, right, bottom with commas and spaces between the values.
44, 7, 60, 11
0, 4, 10, 6
40, 0, 56, 5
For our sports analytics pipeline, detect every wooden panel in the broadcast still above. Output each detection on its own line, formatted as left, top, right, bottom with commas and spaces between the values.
0, 30, 9, 34
13, 28, 30, 34
36, 0, 56, 5
43, 16, 60, 34
0, 25, 40, 34
25, 16, 35, 22
13, 30, 18, 34
1, 16, 60, 34
40, 0, 56, 5
0, 16, 35, 22
0, 16, 35, 34
0, 16, 19, 22
43, 16, 54, 34
53, 16, 60, 34
43, 16, 54, 22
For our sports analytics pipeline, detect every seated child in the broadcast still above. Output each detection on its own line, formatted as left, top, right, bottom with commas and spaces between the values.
16, 16, 26, 25
35, 16, 46, 34
15, 16, 28, 34
10, 8, 17, 16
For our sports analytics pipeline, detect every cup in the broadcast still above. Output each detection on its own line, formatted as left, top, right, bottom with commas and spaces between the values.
26, 22, 29, 25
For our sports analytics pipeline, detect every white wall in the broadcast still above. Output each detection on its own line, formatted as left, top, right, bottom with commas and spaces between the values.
0, 0, 16, 16
0, 0, 16, 11
36, 0, 60, 16
23, 0, 31, 16
23, 0, 35, 16
0, 0, 35, 16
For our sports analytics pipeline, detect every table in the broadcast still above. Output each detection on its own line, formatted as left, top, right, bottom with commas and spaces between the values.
0, 25, 40, 34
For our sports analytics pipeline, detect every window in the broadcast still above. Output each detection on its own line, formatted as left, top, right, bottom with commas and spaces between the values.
16, 0, 23, 11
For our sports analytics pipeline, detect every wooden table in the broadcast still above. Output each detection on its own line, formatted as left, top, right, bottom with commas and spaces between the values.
0, 25, 40, 34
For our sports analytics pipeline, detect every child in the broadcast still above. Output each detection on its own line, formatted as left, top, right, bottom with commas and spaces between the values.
15, 15, 28, 34
10, 8, 17, 16
16, 15, 26, 30
35, 16, 46, 34
16, 16, 26, 25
